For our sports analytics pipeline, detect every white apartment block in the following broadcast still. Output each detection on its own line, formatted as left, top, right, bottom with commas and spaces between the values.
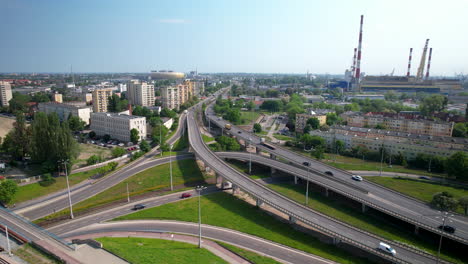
161, 86, 180, 110
90, 112, 146, 142
92, 89, 113, 112
0, 81, 13, 107
38, 102, 92, 124
310, 125, 467, 160
127, 80, 155, 107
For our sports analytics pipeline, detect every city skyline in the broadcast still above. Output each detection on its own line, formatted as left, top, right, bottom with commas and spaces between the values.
1, 0, 467, 76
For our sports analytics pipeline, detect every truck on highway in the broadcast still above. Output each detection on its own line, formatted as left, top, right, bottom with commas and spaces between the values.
222, 181, 233, 189
225, 124, 232, 130
183, 110, 188, 114
260, 137, 276, 150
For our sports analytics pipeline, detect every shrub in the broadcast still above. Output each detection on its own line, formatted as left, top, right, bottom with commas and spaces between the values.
39, 173, 56, 187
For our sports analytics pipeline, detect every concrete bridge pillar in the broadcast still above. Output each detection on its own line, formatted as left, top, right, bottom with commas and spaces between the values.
324, 188, 329, 197
256, 198, 264, 207
205, 166, 211, 173
270, 154, 276, 160
294, 176, 298, 184
216, 174, 223, 185
271, 167, 276, 175
333, 237, 341, 245
255, 148, 260, 154
361, 203, 368, 213
289, 216, 297, 224
232, 185, 240, 195
414, 226, 419, 235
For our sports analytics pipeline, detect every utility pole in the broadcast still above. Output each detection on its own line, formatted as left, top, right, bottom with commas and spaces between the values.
305, 165, 310, 205
249, 137, 252, 174
435, 212, 453, 264
169, 144, 173, 191
126, 182, 130, 202
5, 225, 11, 256
379, 142, 385, 177
62, 160, 74, 219
160, 120, 162, 157
196, 185, 207, 248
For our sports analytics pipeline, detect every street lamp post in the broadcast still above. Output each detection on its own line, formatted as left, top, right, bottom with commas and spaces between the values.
169, 144, 173, 191
5, 225, 11, 256
126, 182, 130, 203
435, 212, 453, 264
61, 160, 74, 219
160, 120, 162, 157
196, 185, 207, 248
379, 142, 385, 177
248, 137, 252, 175
305, 165, 310, 205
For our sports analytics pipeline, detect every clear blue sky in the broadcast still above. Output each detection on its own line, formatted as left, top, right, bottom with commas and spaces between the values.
1, 0, 467, 75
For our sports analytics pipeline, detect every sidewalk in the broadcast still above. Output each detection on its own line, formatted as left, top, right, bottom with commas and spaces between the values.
69, 231, 249, 264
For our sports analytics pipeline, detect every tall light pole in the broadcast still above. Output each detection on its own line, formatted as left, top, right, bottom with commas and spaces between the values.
379, 141, 385, 177
196, 185, 207, 248
61, 159, 74, 219
169, 144, 173, 191
126, 182, 130, 203
5, 225, 11, 256
248, 137, 252, 174
305, 165, 310, 205
160, 120, 163, 157
435, 212, 453, 264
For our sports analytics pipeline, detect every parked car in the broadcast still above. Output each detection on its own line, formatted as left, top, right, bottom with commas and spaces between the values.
351, 175, 363, 181
302, 162, 310, 166
118, 143, 125, 147
237, 131, 242, 134
419, 176, 430, 180
181, 193, 192, 198
133, 204, 145, 210
324, 171, 334, 176
438, 225, 456, 233
378, 242, 396, 256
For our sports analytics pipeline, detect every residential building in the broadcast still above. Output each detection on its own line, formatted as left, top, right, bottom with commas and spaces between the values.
0, 81, 13, 107
127, 80, 155, 107
83, 93, 93, 103
177, 83, 190, 104
295, 111, 328, 133
92, 88, 113, 112
183, 79, 205, 96
38, 102, 92, 124
310, 125, 467, 160
161, 86, 180, 110
346, 112, 454, 137
90, 112, 146, 142
117, 83, 127, 93
53, 93, 63, 103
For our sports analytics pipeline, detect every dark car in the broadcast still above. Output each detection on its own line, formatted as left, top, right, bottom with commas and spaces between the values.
419, 176, 430, 180
181, 193, 192, 198
303, 162, 310, 166
133, 204, 145, 210
438, 225, 456, 233
237, 131, 242, 134
324, 171, 334, 176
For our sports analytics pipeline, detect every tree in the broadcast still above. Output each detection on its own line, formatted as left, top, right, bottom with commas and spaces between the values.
420, 95, 447, 116
334, 140, 345, 154
87, 155, 101, 165
0, 180, 18, 205
326, 113, 338, 126
445, 151, 468, 180
160, 108, 177, 118
375, 123, 387, 129
111, 147, 126, 158
247, 100, 256, 111
68, 115, 85, 132
223, 108, 241, 124
301, 134, 325, 149
103, 134, 111, 142
8, 92, 31, 113
89, 131, 96, 138
312, 145, 325, 160
9, 112, 31, 160
459, 196, 468, 215
130, 128, 139, 144
307, 117, 320, 130
431, 192, 458, 211
452, 123, 467, 138
253, 123, 262, 133
384, 91, 398, 101
139, 140, 150, 153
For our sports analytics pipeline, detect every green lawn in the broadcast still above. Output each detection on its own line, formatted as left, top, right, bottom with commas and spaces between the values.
12, 166, 111, 205
268, 183, 465, 264
74, 144, 112, 168
202, 134, 215, 143
36, 159, 207, 222
255, 131, 268, 136
96, 237, 227, 264
115, 192, 372, 264
240, 111, 261, 125
154, 151, 191, 158
14, 243, 62, 264
365, 177, 468, 214
172, 131, 189, 151
272, 134, 293, 141
225, 159, 271, 179
217, 241, 281, 264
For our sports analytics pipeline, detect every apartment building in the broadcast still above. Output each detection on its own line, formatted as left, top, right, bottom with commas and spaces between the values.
161, 86, 180, 110
38, 102, 92, 124
0, 81, 13, 107
127, 80, 155, 107
295, 110, 329, 133
92, 88, 113, 112
53, 93, 63, 103
90, 112, 146, 142
310, 125, 467, 160
183, 79, 205, 96
346, 112, 454, 137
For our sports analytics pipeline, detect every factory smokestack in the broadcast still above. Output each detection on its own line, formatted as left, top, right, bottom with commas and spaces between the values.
352, 48, 357, 76
407, 48, 413, 77
355, 15, 364, 80
425, 48, 432, 79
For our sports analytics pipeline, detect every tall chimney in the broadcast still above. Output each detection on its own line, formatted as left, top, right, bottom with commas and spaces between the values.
407, 48, 413, 77
425, 48, 432, 79
355, 15, 364, 80
352, 48, 357, 76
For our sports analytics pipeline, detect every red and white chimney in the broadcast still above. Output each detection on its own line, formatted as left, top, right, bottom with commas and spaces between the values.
407, 48, 413, 77
355, 15, 364, 80
425, 48, 432, 79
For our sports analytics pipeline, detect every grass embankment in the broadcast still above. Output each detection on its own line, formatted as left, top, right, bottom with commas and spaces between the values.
255, 131, 268, 136
115, 192, 372, 264
14, 243, 62, 264
74, 144, 112, 168
268, 183, 465, 264
12, 166, 108, 205
272, 134, 293, 141
239, 111, 261, 125
366, 177, 468, 214
36, 159, 207, 222
172, 131, 189, 151
202, 134, 215, 143
96, 237, 227, 264
155, 151, 191, 158
217, 241, 281, 264
225, 159, 271, 180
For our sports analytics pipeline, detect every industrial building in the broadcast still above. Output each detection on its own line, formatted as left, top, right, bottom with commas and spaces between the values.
90, 112, 146, 142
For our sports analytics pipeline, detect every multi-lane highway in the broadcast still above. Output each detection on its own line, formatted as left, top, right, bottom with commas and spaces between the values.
187, 110, 441, 264
205, 105, 468, 245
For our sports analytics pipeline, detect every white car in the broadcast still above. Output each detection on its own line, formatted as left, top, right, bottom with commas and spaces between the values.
378, 242, 396, 256
351, 175, 363, 181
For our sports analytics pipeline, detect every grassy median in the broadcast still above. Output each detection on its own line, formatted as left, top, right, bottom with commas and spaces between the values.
115, 192, 372, 264
216, 241, 281, 264
96, 237, 227, 264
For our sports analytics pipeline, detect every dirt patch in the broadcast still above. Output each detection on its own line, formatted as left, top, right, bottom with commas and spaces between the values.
0, 116, 15, 138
